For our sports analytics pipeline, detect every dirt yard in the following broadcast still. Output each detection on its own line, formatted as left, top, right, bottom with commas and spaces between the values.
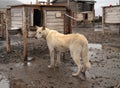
0, 27, 120, 88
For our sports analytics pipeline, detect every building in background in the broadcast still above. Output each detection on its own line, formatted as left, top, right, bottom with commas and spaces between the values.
102, 5, 120, 34
0, 0, 22, 38
52, 0, 96, 27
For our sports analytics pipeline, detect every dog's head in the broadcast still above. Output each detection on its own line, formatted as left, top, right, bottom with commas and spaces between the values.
35, 26, 47, 39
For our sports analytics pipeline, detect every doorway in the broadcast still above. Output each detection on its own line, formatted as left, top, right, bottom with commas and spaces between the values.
84, 13, 88, 20
33, 9, 43, 26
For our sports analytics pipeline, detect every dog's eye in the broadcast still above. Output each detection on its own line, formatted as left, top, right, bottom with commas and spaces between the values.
39, 32, 41, 34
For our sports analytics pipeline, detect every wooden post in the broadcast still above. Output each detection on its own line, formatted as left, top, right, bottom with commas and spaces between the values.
119, 24, 120, 35
23, 7, 28, 61
64, 14, 66, 34
102, 7, 105, 34
0, 13, 1, 37
43, 10, 46, 26
69, 10, 72, 33
1, 13, 4, 38
6, 9, 11, 53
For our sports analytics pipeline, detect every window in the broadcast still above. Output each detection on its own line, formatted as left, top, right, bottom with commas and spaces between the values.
77, 3, 82, 12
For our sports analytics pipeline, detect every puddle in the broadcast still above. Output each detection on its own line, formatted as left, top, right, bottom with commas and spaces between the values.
14, 57, 35, 68
89, 43, 102, 50
94, 28, 103, 32
0, 73, 9, 88
15, 62, 32, 68
15, 62, 24, 68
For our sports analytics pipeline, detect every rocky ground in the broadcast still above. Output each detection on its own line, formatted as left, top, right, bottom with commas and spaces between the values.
0, 27, 120, 88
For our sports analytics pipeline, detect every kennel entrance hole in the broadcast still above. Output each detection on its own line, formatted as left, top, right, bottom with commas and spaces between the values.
33, 9, 43, 26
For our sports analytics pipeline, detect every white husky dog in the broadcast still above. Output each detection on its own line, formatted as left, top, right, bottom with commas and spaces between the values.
35, 26, 91, 77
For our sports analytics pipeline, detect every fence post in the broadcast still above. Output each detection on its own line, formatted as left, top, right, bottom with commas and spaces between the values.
6, 9, 11, 53
23, 7, 28, 61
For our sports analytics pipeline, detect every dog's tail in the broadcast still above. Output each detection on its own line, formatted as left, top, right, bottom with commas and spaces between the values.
81, 43, 91, 71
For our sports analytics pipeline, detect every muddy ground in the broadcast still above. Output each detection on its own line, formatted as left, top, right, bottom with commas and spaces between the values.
0, 27, 120, 88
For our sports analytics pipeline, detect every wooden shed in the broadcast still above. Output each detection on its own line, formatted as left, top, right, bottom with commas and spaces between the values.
7, 4, 71, 34
102, 5, 120, 33
6, 4, 71, 60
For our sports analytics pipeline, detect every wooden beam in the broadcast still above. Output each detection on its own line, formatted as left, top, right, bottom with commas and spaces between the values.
6, 29, 10, 53
23, 7, 28, 61
69, 10, 72, 33
1, 14, 5, 38
6, 9, 11, 53
102, 7, 105, 34
64, 14, 66, 34
119, 24, 120, 35
43, 10, 46, 26
0, 13, 3, 38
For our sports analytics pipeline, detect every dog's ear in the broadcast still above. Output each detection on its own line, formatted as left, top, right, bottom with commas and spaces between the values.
42, 26, 46, 30
35, 25, 39, 29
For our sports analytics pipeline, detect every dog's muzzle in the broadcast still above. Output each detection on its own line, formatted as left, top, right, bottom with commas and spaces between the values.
35, 37, 37, 39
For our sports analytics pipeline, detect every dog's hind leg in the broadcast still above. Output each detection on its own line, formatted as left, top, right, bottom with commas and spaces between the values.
71, 51, 82, 77
81, 44, 91, 79
81, 44, 91, 72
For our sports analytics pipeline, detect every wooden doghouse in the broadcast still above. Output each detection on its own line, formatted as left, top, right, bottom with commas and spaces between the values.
0, 11, 5, 38
6, 4, 71, 61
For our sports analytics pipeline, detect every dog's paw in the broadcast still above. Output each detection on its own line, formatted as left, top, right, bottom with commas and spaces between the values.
55, 62, 60, 67
72, 73, 79, 77
80, 72, 87, 81
55, 64, 59, 68
48, 65, 53, 68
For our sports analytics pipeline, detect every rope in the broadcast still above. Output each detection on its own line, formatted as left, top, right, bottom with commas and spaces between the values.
64, 14, 77, 21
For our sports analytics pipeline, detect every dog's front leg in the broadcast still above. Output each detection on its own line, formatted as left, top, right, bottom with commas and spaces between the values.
55, 51, 61, 67
48, 49, 55, 68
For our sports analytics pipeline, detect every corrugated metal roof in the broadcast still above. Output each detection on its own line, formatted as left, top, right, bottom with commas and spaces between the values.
0, 0, 23, 9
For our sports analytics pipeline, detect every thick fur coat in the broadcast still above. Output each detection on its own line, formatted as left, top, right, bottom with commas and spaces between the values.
35, 26, 91, 77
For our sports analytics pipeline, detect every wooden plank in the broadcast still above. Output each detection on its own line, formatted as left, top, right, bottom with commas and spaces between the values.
47, 12, 55, 15
46, 22, 64, 26
47, 11, 61, 15
43, 7, 66, 11
48, 27, 63, 32
46, 16, 55, 19
11, 17, 22, 21
11, 10, 23, 13
11, 21, 22, 25
11, 8, 23, 13
48, 25, 64, 29
11, 24, 22, 28
105, 16, 120, 23
46, 19, 63, 23
105, 17, 120, 20
11, 13, 22, 16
